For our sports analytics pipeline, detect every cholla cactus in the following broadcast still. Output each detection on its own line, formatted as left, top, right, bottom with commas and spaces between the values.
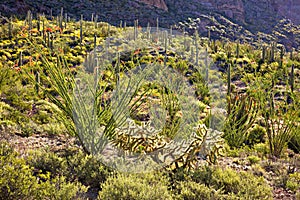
112, 119, 224, 170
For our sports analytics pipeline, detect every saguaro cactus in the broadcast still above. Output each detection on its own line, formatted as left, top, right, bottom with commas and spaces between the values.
279, 45, 284, 68
194, 30, 199, 66
8, 17, 12, 39
290, 64, 295, 93
59, 7, 63, 30
270, 42, 275, 62
80, 15, 83, 46
37, 14, 40, 33
262, 45, 266, 61
236, 41, 240, 58
94, 14, 98, 28
227, 63, 231, 96
19, 51, 23, 67
35, 72, 40, 95
27, 10, 32, 31
164, 31, 168, 67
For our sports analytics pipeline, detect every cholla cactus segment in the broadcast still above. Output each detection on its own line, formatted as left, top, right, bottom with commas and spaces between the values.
109, 118, 224, 171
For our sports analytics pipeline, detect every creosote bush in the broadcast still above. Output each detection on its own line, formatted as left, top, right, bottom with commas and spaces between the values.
98, 172, 172, 200
186, 165, 272, 199
0, 142, 87, 199
26, 148, 111, 188
286, 172, 300, 192
174, 181, 224, 200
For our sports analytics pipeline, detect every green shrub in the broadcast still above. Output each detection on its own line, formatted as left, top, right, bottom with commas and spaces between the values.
98, 172, 172, 200
286, 172, 300, 192
247, 155, 261, 165
27, 149, 111, 188
0, 142, 87, 199
27, 149, 68, 178
190, 166, 272, 199
175, 181, 223, 200
224, 94, 259, 148
65, 150, 111, 188
245, 125, 266, 147
288, 131, 300, 154
253, 143, 269, 157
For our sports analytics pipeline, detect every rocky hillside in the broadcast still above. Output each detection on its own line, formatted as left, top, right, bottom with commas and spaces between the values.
149, 0, 300, 31
1, 0, 299, 30
1, 0, 300, 49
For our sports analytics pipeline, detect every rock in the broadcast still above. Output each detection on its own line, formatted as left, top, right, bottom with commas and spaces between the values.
138, 0, 168, 11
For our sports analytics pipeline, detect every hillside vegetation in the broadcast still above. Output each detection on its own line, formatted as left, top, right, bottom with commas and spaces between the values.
0, 10, 300, 199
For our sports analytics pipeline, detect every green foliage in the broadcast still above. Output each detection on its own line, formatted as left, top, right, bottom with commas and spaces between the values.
253, 143, 269, 157
224, 93, 259, 148
26, 149, 111, 188
98, 172, 172, 200
247, 155, 261, 165
189, 166, 272, 199
64, 150, 111, 188
0, 142, 87, 199
264, 109, 298, 158
245, 125, 266, 147
175, 181, 223, 200
252, 74, 299, 158
288, 130, 300, 154
286, 172, 300, 192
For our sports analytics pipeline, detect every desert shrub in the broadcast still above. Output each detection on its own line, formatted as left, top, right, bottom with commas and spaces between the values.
253, 143, 269, 157
296, 191, 300, 199
286, 172, 300, 192
27, 150, 68, 178
174, 181, 224, 200
247, 155, 261, 165
244, 125, 266, 147
288, 132, 300, 154
64, 150, 111, 188
98, 172, 172, 200
0, 142, 87, 199
27, 149, 111, 188
190, 166, 272, 199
